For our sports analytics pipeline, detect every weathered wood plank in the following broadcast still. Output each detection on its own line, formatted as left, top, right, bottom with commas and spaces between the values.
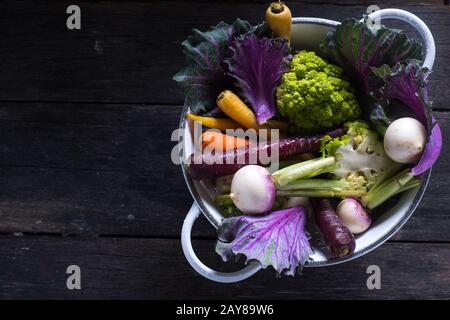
0, 101, 448, 241
0, 1, 449, 108
0, 236, 449, 299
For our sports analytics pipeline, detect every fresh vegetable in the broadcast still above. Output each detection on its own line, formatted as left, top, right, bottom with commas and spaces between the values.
414, 118, 442, 175
216, 90, 261, 130
277, 177, 366, 198
320, 18, 423, 92
225, 120, 418, 215
276, 51, 361, 132
383, 117, 427, 164
201, 131, 252, 151
173, 19, 255, 113
265, 1, 292, 45
310, 198, 355, 257
188, 127, 345, 179
320, 19, 441, 175
186, 113, 243, 131
361, 168, 421, 209
175, 8, 444, 272
226, 34, 289, 124
319, 18, 441, 174
326, 121, 397, 188
376, 62, 430, 124
374, 62, 442, 175
229, 155, 343, 215
276, 121, 397, 199
336, 198, 372, 234
272, 157, 338, 188
225, 121, 406, 213
230, 165, 276, 214
216, 206, 312, 276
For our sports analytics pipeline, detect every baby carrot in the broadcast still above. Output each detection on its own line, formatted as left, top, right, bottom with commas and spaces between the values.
265, 1, 292, 46
186, 113, 243, 131
201, 131, 253, 151
216, 90, 260, 130
217, 90, 289, 138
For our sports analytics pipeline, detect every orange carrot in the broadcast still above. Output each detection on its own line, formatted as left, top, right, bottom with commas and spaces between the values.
201, 131, 253, 151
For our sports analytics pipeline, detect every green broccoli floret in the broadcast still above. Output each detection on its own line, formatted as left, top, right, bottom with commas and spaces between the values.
276, 51, 361, 133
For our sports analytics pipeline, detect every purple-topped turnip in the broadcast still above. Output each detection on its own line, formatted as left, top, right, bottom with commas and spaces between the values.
336, 198, 372, 234
230, 165, 276, 214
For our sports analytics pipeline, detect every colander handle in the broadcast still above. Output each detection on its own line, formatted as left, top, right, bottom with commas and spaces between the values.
181, 203, 261, 283
365, 8, 435, 70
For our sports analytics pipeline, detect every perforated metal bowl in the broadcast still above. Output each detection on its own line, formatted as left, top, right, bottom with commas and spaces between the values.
180, 9, 435, 283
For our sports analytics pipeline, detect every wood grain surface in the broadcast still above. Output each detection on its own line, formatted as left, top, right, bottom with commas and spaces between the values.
0, 0, 449, 299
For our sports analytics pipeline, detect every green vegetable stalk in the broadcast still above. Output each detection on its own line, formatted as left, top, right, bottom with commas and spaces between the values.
277, 178, 366, 198
272, 157, 337, 188
361, 168, 421, 209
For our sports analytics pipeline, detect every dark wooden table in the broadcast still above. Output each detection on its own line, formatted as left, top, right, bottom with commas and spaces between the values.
0, 0, 449, 299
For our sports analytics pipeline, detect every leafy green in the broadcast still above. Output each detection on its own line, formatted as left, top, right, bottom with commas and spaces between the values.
373, 61, 442, 175
320, 18, 423, 92
173, 19, 254, 113
216, 206, 312, 276
226, 35, 290, 124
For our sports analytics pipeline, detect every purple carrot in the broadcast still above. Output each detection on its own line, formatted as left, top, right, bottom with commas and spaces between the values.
188, 128, 345, 179
310, 198, 355, 258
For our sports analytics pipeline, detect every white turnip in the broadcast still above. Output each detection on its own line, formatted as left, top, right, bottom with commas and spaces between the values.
230, 165, 276, 214
384, 117, 427, 164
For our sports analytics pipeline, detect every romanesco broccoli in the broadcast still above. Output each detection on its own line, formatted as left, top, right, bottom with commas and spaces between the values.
276, 50, 361, 133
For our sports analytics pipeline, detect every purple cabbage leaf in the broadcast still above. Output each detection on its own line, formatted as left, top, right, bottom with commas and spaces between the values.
320, 18, 423, 92
216, 206, 312, 276
226, 34, 290, 124
373, 61, 442, 175
173, 19, 255, 114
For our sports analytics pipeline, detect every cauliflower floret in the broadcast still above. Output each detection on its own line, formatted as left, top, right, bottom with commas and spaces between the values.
276, 51, 361, 133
